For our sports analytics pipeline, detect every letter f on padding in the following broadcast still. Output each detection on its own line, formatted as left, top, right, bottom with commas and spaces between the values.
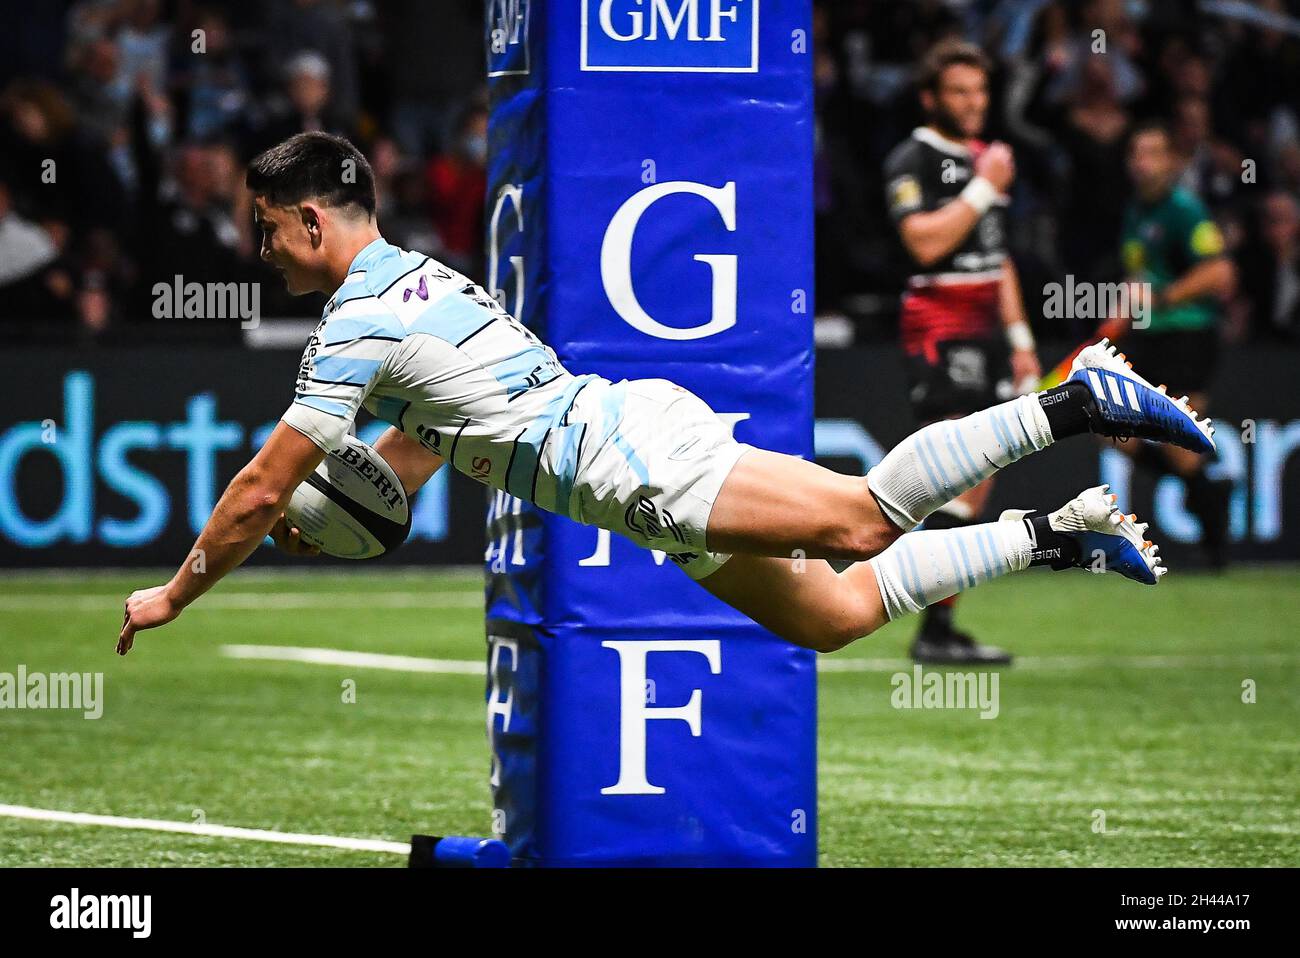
600, 639, 722, 795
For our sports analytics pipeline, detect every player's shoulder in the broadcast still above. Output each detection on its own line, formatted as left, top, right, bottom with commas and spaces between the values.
1167, 185, 1211, 222
336, 239, 427, 305
883, 133, 927, 175
321, 239, 466, 342
1166, 188, 1224, 257
315, 290, 404, 347
353, 240, 479, 313
884, 133, 935, 218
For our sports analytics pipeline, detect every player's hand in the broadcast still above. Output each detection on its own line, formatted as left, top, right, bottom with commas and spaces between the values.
1011, 348, 1042, 394
269, 515, 321, 557
975, 142, 1015, 194
118, 585, 181, 656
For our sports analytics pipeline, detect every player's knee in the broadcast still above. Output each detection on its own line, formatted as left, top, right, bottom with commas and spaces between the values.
806, 620, 870, 653
873, 514, 906, 550
786, 611, 876, 653
818, 595, 894, 652
822, 521, 894, 562
812, 628, 857, 654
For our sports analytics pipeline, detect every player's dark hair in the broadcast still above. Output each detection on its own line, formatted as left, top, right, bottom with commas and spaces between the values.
246, 132, 376, 217
918, 39, 991, 93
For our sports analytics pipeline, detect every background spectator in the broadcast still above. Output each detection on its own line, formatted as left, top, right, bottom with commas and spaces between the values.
0, 0, 1295, 346
812, 0, 1300, 347
424, 102, 488, 279
1238, 190, 1300, 340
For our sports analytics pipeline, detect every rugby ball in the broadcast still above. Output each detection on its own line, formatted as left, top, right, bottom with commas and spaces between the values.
283, 435, 411, 559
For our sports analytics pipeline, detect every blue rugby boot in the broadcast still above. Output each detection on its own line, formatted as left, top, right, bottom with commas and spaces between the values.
1001, 485, 1166, 585
1069, 338, 1216, 454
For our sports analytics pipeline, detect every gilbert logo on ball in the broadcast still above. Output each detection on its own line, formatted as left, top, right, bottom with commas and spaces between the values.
284, 435, 411, 559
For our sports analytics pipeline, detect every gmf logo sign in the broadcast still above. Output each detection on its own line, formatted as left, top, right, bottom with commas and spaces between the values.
582, 0, 759, 72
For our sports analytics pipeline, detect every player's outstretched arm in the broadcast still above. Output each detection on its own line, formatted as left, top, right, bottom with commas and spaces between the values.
265, 429, 439, 557
372, 427, 444, 496
117, 423, 326, 655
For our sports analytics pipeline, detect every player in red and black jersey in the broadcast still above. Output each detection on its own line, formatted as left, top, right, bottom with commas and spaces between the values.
883, 39, 1041, 665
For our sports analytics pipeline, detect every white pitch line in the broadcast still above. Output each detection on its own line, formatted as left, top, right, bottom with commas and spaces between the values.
222, 645, 485, 675
220, 645, 1300, 677
817, 658, 910, 672
0, 592, 483, 611
0, 803, 409, 855
819, 653, 1300, 672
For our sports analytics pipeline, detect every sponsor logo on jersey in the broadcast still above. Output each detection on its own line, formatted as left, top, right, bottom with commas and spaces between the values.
889, 175, 922, 214
403, 275, 430, 303
1190, 220, 1225, 257
296, 319, 327, 392
625, 495, 663, 539
668, 436, 702, 460
624, 494, 692, 547
415, 423, 443, 452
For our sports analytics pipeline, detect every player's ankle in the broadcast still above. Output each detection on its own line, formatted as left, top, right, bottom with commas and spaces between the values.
1035, 381, 1094, 440
1024, 514, 1082, 569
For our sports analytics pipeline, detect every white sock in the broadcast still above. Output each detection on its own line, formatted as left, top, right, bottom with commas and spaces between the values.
929, 499, 975, 522
867, 394, 1054, 531
869, 519, 1033, 621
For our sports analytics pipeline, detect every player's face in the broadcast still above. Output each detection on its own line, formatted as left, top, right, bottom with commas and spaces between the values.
1128, 132, 1174, 197
929, 64, 988, 140
254, 195, 323, 295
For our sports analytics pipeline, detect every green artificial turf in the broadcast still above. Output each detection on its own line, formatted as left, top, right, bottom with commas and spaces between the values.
1, 566, 1295, 866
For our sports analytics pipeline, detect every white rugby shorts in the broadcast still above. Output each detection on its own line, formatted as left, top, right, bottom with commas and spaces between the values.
560, 378, 753, 579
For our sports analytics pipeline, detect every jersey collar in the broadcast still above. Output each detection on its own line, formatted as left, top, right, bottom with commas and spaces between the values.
346, 236, 392, 277
912, 126, 972, 159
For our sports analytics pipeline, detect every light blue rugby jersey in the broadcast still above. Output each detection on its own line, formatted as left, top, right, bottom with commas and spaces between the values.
281, 238, 604, 518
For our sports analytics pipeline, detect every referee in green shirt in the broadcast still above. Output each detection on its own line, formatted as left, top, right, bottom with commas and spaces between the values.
1113, 121, 1235, 566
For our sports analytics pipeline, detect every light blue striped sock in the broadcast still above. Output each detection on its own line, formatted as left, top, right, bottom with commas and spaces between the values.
869, 519, 1033, 620
866, 394, 1054, 531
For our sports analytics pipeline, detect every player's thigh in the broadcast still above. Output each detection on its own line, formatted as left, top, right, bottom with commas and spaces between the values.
706, 447, 896, 560
694, 551, 887, 652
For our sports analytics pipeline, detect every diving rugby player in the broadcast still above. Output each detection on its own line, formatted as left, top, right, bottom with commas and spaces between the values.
118, 133, 1215, 656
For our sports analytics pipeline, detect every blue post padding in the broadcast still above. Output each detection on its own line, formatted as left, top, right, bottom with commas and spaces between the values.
485, 0, 816, 866
433, 837, 513, 868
